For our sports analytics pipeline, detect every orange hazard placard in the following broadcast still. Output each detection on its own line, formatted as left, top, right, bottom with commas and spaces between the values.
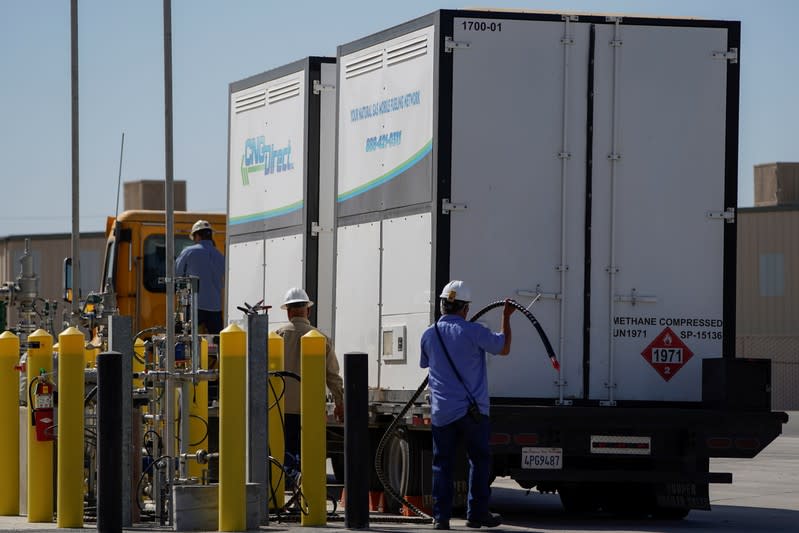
640, 327, 694, 382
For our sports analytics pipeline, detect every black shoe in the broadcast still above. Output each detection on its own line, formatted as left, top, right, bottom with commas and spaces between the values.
466, 512, 502, 528
433, 519, 450, 530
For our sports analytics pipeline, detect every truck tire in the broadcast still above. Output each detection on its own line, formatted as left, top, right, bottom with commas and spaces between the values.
379, 428, 432, 515
381, 429, 414, 514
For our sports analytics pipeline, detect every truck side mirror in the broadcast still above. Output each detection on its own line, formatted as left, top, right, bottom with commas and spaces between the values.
63, 257, 72, 303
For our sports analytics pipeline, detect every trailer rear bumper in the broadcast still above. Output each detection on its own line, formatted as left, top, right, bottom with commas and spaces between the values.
488, 404, 788, 460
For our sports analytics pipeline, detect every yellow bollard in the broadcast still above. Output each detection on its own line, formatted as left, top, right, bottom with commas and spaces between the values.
133, 337, 145, 389
300, 330, 327, 526
188, 337, 209, 480
267, 332, 285, 511
219, 323, 246, 531
0, 331, 20, 516
57, 327, 84, 527
26, 328, 53, 523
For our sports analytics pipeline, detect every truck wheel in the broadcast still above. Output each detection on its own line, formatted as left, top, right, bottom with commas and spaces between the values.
558, 486, 599, 514
381, 429, 413, 514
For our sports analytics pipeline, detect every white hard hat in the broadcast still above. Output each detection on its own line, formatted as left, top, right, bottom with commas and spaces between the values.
281, 287, 314, 309
191, 220, 213, 237
440, 280, 472, 303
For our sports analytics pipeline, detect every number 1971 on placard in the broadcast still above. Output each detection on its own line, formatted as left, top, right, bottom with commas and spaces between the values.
652, 348, 683, 363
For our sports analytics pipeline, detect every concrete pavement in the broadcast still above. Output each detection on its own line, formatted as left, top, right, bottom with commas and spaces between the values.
2, 412, 793, 532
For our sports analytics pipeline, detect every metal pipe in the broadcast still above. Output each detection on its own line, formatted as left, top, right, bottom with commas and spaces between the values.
163, 0, 176, 487
179, 381, 190, 479
377, 221, 384, 387
70, 0, 80, 319
115, 132, 125, 219
187, 337, 209, 480
191, 277, 199, 371
247, 313, 268, 524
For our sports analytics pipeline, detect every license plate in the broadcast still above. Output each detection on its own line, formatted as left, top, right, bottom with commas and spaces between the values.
521, 447, 563, 469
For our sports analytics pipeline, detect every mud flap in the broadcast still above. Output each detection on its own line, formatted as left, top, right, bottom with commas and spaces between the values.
655, 481, 710, 510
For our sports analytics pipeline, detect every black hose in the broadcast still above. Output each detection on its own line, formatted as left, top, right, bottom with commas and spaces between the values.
374, 298, 560, 519
471, 300, 560, 371
84, 385, 98, 406
374, 377, 431, 518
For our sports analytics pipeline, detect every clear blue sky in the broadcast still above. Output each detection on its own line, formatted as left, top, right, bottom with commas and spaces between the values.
1, 0, 797, 236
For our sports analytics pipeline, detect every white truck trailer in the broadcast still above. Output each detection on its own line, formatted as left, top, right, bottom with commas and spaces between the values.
329, 10, 787, 516
226, 57, 336, 333
226, 10, 788, 518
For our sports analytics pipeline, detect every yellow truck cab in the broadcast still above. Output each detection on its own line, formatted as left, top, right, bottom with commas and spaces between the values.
100, 210, 226, 335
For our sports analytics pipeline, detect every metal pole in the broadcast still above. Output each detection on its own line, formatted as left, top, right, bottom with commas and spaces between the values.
344, 352, 369, 529
108, 315, 133, 527
163, 0, 176, 479
70, 0, 80, 319
115, 132, 125, 219
247, 312, 268, 525
97, 351, 123, 533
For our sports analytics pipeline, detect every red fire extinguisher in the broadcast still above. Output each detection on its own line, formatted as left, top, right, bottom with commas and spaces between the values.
29, 370, 56, 442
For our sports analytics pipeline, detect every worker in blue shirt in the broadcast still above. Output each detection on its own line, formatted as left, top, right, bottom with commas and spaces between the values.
420, 280, 514, 530
175, 220, 225, 334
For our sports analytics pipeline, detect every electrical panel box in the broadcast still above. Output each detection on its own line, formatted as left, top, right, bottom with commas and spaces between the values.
382, 326, 407, 363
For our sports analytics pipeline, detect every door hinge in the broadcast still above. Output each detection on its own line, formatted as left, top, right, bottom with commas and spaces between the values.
444, 36, 471, 52
311, 222, 332, 236
706, 208, 735, 223
312, 80, 335, 94
441, 199, 468, 214
712, 48, 738, 64
516, 286, 561, 301
614, 288, 658, 306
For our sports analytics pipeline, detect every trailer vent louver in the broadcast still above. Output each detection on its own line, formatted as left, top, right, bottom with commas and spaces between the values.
345, 50, 383, 79
267, 79, 301, 104
386, 35, 428, 67
234, 90, 266, 113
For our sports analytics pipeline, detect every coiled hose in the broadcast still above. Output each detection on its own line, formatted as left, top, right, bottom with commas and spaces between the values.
374, 299, 560, 519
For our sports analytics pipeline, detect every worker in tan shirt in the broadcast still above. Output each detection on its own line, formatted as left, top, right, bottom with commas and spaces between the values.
275, 287, 344, 476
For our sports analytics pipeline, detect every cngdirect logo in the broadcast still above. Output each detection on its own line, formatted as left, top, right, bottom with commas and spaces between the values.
240, 136, 294, 185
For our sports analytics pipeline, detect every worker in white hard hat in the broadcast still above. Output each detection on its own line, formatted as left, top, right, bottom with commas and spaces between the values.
275, 287, 344, 478
420, 280, 515, 530
175, 220, 225, 334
